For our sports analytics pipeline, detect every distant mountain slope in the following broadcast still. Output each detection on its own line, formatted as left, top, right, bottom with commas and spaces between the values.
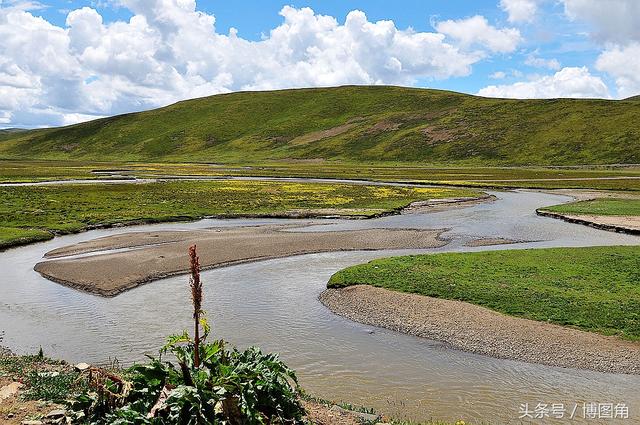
0, 128, 28, 142
1, 86, 638, 165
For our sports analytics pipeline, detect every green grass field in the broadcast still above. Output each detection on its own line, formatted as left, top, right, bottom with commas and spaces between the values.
2, 159, 639, 191
0, 180, 476, 249
542, 198, 640, 216
328, 246, 640, 340
1, 86, 639, 165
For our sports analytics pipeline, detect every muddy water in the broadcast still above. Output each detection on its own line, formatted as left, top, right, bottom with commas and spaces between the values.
1, 190, 639, 424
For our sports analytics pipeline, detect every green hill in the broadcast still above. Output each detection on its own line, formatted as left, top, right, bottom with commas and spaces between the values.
1, 86, 638, 165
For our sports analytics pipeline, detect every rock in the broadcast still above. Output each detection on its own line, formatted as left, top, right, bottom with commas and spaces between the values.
37, 371, 59, 378
0, 346, 13, 357
21, 421, 43, 425
353, 410, 380, 422
74, 362, 90, 371
45, 409, 66, 419
43, 409, 67, 424
0, 381, 23, 401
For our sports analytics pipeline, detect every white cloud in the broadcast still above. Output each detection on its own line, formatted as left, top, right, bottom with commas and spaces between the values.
595, 43, 640, 98
0, 0, 46, 12
0, 1, 495, 127
500, 0, 539, 23
559, 1, 640, 98
490, 71, 506, 79
477, 67, 610, 99
435, 15, 522, 53
525, 52, 561, 70
562, 0, 640, 43
61, 112, 106, 126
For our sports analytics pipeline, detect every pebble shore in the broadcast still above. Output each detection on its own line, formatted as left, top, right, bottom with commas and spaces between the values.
320, 285, 640, 375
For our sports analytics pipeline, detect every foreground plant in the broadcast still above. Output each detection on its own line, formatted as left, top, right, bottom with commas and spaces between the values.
69, 245, 304, 424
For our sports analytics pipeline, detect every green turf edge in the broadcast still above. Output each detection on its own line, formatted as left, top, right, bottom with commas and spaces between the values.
328, 246, 640, 340
540, 198, 640, 216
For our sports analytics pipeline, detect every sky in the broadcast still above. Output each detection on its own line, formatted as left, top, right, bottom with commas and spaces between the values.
1, 0, 639, 128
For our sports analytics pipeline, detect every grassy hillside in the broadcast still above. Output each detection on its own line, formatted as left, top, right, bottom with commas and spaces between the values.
1, 86, 639, 165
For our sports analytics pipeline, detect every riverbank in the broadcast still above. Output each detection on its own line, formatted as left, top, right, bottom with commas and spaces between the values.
320, 285, 640, 374
321, 246, 640, 374
537, 197, 640, 234
0, 178, 479, 250
0, 350, 465, 425
536, 210, 640, 234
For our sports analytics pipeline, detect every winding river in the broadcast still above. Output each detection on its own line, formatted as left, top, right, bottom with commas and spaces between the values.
1, 189, 639, 423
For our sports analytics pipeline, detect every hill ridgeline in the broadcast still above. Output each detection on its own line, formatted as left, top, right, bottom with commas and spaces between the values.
1, 86, 638, 165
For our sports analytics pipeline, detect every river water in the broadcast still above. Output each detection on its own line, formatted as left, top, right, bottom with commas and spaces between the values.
1, 189, 639, 423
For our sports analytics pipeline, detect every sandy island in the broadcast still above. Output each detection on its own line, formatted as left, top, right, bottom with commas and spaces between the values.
536, 210, 640, 234
463, 237, 521, 247
35, 196, 495, 296
320, 285, 640, 375
35, 225, 447, 296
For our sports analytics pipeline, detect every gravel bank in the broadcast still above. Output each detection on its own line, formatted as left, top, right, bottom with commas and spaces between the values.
320, 285, 640, 375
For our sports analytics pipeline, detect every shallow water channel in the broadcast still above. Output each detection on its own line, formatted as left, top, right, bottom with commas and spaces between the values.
1, 189, 639, 423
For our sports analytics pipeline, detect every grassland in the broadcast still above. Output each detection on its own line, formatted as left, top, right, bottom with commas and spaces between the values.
1, 86, 639, 165
2, 159, 639, 191
542, 198, 640, 216
328, 246, 640, 340
0, 180, 476, 249
0, 160, 107, 182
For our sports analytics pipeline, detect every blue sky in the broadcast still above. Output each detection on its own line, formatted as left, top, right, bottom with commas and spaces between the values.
1, 0, 639, 127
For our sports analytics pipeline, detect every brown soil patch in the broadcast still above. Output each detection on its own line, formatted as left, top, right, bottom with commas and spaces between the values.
320, 285, 640, 374
420, 126, 454, 145
0, 395, 63, 425
366, 120, 401, 133
0, 355, 70, 424
290, 123, 357, 145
